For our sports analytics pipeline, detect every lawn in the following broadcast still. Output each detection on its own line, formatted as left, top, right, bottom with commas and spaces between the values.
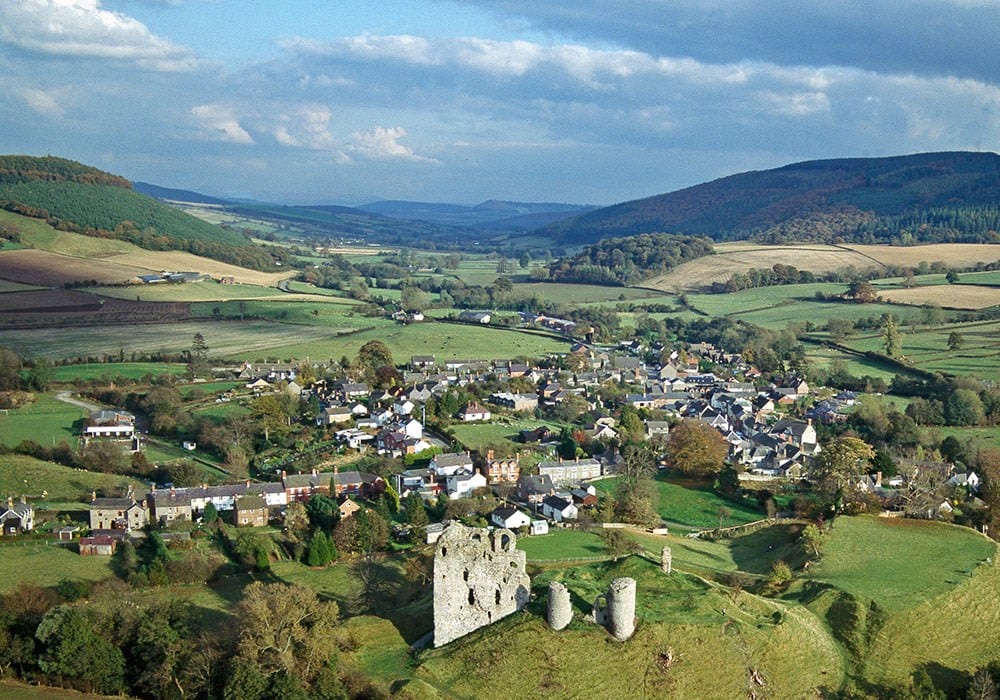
448, 418, 567, 452
0, 681, 122, 700
597, 473, 763, 529
0, 393, 86, 447
806, 515, 994, 613
0, 454, 138, 503
0, 544, 114, 593
516, 528, 606, 561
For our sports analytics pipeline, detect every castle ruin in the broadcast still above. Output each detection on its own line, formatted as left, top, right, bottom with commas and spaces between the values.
593, 577, 637, 641
547, 581, 573, 630
432, 522, 530, 647
661, 545, 672, 574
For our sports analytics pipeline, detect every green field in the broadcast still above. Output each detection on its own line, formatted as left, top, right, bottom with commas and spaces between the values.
516, 528, 606, 561
0, 393, 86, 447
448, 418, 567, 452
597, 474, 763, 530
806, 516, 994, 612
0, 544, 114, 593
0, 454, 138, 503
0, 681, 122, 700
50, 362, 187, 382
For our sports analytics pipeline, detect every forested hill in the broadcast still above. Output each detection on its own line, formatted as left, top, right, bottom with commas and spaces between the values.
537, 151, 1000, 246
545, 233, 714, 285
0, 155, 279, 270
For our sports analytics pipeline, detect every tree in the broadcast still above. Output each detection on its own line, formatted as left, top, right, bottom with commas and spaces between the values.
403, 492, 429, 539
614, 442, 659, 526
357, 340, 394, 386
948, 331, 965, 351
187, 332, 210, 379
810, 436, 875, 508
0, 347, 23, 391
202, 502, 219, 526
306, 529, 333, 567
25, 358, 53, 392
598, 529, 641, 560
946, 269, 961, 284
800, 523, 824, 558
846, 281, 878, 303
36, 606, 125, 695
882, 314, 903, 358
968, 668, 999, 700
233, 581, 339, 686
665, 419, 728, 476
945, 388, 986, 426
305, 494, 339, 532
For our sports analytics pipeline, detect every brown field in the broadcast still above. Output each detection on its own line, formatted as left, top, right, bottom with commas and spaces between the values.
0, 249, 150, 286
879, 284, 1000, 309
843, 243, 1000, 268
0, 246, 288, 289
0, 289, 102, 312
101, 250, 289, 286
647, 243, 878, 291
645, 242, 1000, 291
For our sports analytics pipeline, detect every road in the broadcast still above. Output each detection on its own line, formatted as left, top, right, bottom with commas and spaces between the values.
54, 391, 103, 412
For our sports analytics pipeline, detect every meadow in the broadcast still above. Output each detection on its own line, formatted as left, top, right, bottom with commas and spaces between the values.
0, 544, 114, 593
448, 417, 568, 452
805, 516, 994, 613
0, 455, 137, 503
0, 393, 86, 448
49, 362, 187, 382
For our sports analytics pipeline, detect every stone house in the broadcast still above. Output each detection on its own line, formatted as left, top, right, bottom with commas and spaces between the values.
234, 495, 268, 527
541, 495, 578, 522
490, 506, 531, 530
90, 496, 148, 531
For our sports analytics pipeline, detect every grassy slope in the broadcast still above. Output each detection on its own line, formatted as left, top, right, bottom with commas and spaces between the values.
805, 516, 994, 613
418, 557, 842, 699
0, 454, 138, 503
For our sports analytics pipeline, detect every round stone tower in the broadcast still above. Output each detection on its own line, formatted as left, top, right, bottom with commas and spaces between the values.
593, 576, 636, 641
547, 581, 573, 630
661, 545, 672, 574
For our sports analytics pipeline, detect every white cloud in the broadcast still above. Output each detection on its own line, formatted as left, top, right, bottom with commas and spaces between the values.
190, 104, 253, 144
0, 0, 198, 71
757, 90, 831, 117
16, 87, 65, 118
348, 126, 437, 163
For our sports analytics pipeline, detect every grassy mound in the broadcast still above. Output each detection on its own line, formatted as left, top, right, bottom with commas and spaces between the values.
417, 557, 842, 699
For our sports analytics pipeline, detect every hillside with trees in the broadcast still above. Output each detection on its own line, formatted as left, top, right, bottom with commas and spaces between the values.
537, 151, 1000, 246
545, 233, 714, 285
0, 156, 280, 270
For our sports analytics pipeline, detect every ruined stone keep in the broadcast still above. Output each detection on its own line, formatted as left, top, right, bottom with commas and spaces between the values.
547, 581, 573, 631
433, 522, 531, 647
661, 545, 672, 574
593, 577, 637, 641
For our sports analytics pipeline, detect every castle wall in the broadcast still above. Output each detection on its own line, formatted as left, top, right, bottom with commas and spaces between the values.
433, 522, 531, 647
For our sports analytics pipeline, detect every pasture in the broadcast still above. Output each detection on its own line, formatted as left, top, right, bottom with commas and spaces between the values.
93, 281, 288, 302
0, 393, 86, 448
0, 455, 137, 503
0, 248, 149, 286
647, 243, 882, 291
805, 516, 994, 613
878, 284, 1000, 309
0, 544, 114, 593
516, 528, 606, 561
49, 362, 187, 382
843, 242, 1000, 269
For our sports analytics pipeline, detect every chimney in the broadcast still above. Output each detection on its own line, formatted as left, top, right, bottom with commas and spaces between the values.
311, 468, 318, 477
280, 470, 287, 480
487, 449, 495, 462
170, 487, 176, 497
245, 480, 251, 488
150, 483, 156, 492
875, 471, 883, 488
91, 490, 97, 502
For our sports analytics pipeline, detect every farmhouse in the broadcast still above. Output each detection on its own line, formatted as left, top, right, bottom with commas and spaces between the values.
458, 402, 491, 422
234, 495, 268, 527
89, 496, 148, 531
540, 495, 578, 522
537, 457, 603, 485
0, 499, 33, 535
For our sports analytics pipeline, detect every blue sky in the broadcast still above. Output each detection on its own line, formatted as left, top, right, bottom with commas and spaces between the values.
2, 1, 1000, 205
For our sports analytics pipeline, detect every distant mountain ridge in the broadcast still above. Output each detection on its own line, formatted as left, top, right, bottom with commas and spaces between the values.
134, 181, 230, 206
359, 199, 596, 229
537, 151, 1000, 245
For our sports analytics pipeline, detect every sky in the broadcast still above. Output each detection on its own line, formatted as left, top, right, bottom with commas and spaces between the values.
2, 1, 1000, 206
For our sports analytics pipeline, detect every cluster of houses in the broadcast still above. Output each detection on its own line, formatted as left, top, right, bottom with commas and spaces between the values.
74, 468, 386, 555
129, 271, 209, 285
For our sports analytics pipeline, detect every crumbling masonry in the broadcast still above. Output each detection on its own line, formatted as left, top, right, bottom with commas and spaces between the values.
593, 577, 637, 641
433, 522, 531, 647
547, 581, 573, 630
661, 545, 672, 574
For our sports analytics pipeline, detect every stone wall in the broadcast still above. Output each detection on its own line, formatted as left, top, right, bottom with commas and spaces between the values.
433, 522, 531, 647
